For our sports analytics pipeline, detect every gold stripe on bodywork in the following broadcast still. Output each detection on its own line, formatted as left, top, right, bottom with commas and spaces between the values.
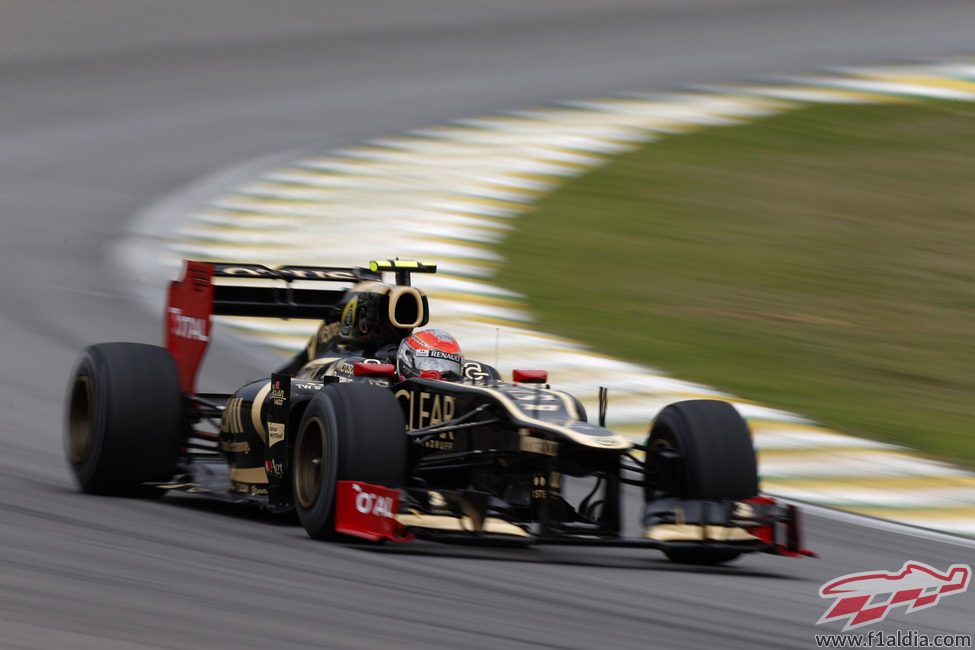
296, 356, 340, 380
230, 466, 269, 484
250, 381, 272, 443
644, 524, 760, 543
450, 383, 630, 449
396, 513, 531, 537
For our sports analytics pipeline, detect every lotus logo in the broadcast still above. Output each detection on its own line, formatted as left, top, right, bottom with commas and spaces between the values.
817, 561, 971, 631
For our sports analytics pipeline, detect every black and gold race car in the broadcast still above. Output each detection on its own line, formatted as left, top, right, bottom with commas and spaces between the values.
65, 259, 813, 564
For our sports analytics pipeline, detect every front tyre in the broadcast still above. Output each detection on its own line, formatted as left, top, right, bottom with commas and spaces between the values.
644, 400, 758, 565
293, 383, 407, 540
65, 343, 183, 495
645, 399, 758, 501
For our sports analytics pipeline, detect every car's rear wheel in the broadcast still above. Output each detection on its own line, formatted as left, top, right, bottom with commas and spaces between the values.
644, 399, 758, 565
293, 383, 407, 540
65, 343, 183, 495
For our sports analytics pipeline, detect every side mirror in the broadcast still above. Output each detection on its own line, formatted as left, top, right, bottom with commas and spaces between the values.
513, 369, 548, 384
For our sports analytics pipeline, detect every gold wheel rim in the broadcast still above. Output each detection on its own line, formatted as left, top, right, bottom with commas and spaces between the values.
295, 417, 326, 509
67, 375, 94, 463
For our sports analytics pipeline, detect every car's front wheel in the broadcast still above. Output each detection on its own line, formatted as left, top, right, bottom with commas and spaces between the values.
644, 399, 758, 565
293, 382, 407, 540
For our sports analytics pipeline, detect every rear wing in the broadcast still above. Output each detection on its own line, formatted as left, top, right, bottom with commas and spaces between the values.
166, 259, 437, 393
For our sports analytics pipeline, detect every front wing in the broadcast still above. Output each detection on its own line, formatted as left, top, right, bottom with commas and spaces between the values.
334, 481, 815, 557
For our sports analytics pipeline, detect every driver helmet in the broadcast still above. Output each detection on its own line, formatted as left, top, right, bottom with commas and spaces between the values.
397, 329, 464, 380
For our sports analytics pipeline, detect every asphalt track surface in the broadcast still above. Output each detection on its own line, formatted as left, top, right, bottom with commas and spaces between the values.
2, 2, 975, 647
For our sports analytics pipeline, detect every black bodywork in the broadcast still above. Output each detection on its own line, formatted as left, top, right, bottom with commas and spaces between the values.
205, 367, 622, 531
67, 259, 813, 562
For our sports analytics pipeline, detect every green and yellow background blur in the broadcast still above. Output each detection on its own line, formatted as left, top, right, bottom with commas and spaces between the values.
498, 101, 975, 467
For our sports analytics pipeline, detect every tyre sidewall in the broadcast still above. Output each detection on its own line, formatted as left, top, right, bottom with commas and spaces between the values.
293, 383, 407, 540
65, 348, 111, 491
646, 400, 758, 500
64, 343, 183, 495
293, 392, 343, 539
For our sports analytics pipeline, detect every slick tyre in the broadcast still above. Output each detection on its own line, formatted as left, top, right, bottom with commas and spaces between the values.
644, 399, 758, 501
644, 400, 758, 565
65, 343, 183, 496
293, 383, 407, 540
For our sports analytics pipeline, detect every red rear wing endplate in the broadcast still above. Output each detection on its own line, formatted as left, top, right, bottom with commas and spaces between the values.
167, 261, 215, 394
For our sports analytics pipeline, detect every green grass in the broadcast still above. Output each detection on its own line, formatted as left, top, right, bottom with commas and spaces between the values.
496, 101, 975, 466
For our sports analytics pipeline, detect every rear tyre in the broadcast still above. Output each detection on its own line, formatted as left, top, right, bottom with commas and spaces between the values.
293, 383, 407, 540
65, 343, 183, 495
644, 400, 758, 565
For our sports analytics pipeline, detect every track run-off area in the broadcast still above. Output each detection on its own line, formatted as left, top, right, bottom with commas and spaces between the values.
123, 58, 975, 539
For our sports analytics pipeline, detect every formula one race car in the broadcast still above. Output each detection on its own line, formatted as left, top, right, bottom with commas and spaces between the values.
65, 259, 813, 564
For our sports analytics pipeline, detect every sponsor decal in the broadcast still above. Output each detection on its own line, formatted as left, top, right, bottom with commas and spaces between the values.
506, 388, 562, 413
817, 561, 971, 632
463, 362, 493, 383
167, 307, 209, 342
395, 389, 455, 430
270, 380, 286, 406
268, 422, 285, 447
415, 349, 462, 363
351, 483, 396, 518
264, 459, 284, 478
334, 481, 407, 542
332, 360, 358, 376
424, 431, 455, 451
532, 474, 554, 500
519, 435, 558, 456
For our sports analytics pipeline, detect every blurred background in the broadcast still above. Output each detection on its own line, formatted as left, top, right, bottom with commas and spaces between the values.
2, 1, 974, 648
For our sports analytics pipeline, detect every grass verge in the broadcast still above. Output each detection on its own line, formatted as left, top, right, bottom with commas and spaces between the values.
496, 101, 975, 466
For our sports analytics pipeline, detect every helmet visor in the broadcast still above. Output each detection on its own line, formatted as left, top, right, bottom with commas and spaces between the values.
413, 349, 463, 379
